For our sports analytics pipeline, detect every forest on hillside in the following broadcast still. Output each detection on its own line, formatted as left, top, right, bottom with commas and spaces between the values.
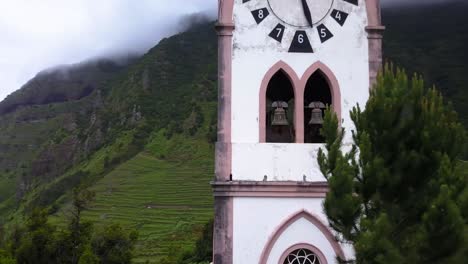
383, 2, 468, 127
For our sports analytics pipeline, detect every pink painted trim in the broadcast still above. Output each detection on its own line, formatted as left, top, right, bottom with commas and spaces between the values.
213, 1, 236, 263
215, 191, 326, 198
212, 197, 233, 264
366, 0, 382, 27
259, 61, 342, 143
278, 243, 328, 264
365, 0, 385, 87
259, 61, 301, 143
259, 210, 345, 264
299, 62, 342, 139
214, 20, 235, 182
212, 181, 328, 198
218, 0, 235, 24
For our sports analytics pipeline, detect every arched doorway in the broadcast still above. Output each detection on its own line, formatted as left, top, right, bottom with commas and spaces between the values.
259, 210, 346, 264
265, 70, 295, 143
303, 71, 332, 143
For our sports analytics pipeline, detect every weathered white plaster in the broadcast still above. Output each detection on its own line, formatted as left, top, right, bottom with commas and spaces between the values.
231, 0, 369, 182
228, 0, 369, 262
232, 143, 324, 182
267, 217, 335, 263
233, 197, 354, 264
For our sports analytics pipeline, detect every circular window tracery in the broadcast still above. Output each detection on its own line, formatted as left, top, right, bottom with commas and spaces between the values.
283, 248, 321, 264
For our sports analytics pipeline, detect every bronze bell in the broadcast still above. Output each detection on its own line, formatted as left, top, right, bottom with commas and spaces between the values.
309, 108, 324, 125
308, 101, 326, 125
271, 101, 289, 126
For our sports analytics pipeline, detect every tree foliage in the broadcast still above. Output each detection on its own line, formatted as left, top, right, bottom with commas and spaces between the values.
91, 224, 138, 264
55, 188, 95, 264
318, 65, 468, 263
177, 220, 213, 264
0, 187, 137, 264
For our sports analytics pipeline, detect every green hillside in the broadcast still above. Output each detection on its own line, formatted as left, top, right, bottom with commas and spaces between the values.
383, 2, 468, 127
80, 134, 214, 263
0, 60, 132, 219
0, 20, 217, 262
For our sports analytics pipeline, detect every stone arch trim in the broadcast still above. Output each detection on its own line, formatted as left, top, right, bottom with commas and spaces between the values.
259, 210, 345, 264
278, 243, 328, 264
299, 61, 342, 143
259, 61, 301, 143
259, 61, 341, 143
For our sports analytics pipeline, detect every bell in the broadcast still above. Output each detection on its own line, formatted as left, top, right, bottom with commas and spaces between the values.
272, 107, 289, 126
308, 101, 326, 125
308, 108, 324, 125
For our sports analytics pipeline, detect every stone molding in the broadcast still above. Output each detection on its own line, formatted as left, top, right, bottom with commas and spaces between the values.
212, 181, 329, 198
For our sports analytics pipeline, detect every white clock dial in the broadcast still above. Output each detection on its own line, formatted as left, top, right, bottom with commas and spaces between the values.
267, 0, 334, 27
244, 0, 357, 52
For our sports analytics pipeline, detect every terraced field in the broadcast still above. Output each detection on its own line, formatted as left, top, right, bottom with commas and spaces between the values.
81, 148, 214, 263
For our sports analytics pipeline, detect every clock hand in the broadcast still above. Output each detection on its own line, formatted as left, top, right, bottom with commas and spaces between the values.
301, 0, 314, 28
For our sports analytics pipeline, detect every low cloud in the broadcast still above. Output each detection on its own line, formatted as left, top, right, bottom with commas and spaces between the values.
0, 0, 216, 101
1, 0, 464, 101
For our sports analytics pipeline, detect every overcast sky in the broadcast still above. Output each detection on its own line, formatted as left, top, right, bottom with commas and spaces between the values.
0, 0, 460, 101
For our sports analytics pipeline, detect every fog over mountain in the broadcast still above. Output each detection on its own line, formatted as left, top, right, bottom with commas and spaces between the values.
0, 0, 464, 101
0, 0, 216, 101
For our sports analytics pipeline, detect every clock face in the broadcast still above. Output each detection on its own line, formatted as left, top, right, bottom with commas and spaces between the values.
268, 0, 334, 28
243, 0, 359, 53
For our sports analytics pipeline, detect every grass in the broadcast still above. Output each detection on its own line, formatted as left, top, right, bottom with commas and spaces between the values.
43, 99, 217, 263
84, 152, 213, 263
48, 130, 215, 263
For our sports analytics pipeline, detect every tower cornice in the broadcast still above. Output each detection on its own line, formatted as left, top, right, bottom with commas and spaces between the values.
212, 181, 329, 198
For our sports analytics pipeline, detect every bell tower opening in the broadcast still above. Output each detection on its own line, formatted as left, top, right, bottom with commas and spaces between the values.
304, 71, 332, 143
265, 70, 295, 143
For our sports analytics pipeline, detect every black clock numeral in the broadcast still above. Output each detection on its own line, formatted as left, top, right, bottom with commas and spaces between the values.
289, 31, 313, 53
317, 24, 333, 43
331, 10, 349, 26
342, 0, 358, 6
269, 24, 286, 43
242, 0, 251, 3
251, 8, 269, 24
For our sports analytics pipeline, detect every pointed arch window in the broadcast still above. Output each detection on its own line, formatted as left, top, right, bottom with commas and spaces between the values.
283, 248, 321, 264
260, 61, 340, 144
303, 71, 332, 143
265, 70, 295, 143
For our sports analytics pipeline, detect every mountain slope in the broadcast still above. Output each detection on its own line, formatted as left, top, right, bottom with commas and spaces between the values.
0, 57, 136, 115
0, 20, 218, 263
80, 134, 214, 263
0, 58, 136, 219
383, 2, 468, 127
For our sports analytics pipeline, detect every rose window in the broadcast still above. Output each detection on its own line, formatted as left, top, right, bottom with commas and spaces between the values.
283, 248, 321, 264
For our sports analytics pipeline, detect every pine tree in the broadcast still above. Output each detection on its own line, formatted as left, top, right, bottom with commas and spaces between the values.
56, 187, 95, 264
318, 65, 468, 263
15, 209, 57, 264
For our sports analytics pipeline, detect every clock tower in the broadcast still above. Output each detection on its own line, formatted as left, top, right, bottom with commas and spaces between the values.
213, 0, 384, 263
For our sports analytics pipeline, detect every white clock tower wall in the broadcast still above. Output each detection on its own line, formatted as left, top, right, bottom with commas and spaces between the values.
231, 0, 370, 182
212, 1, 384, 264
